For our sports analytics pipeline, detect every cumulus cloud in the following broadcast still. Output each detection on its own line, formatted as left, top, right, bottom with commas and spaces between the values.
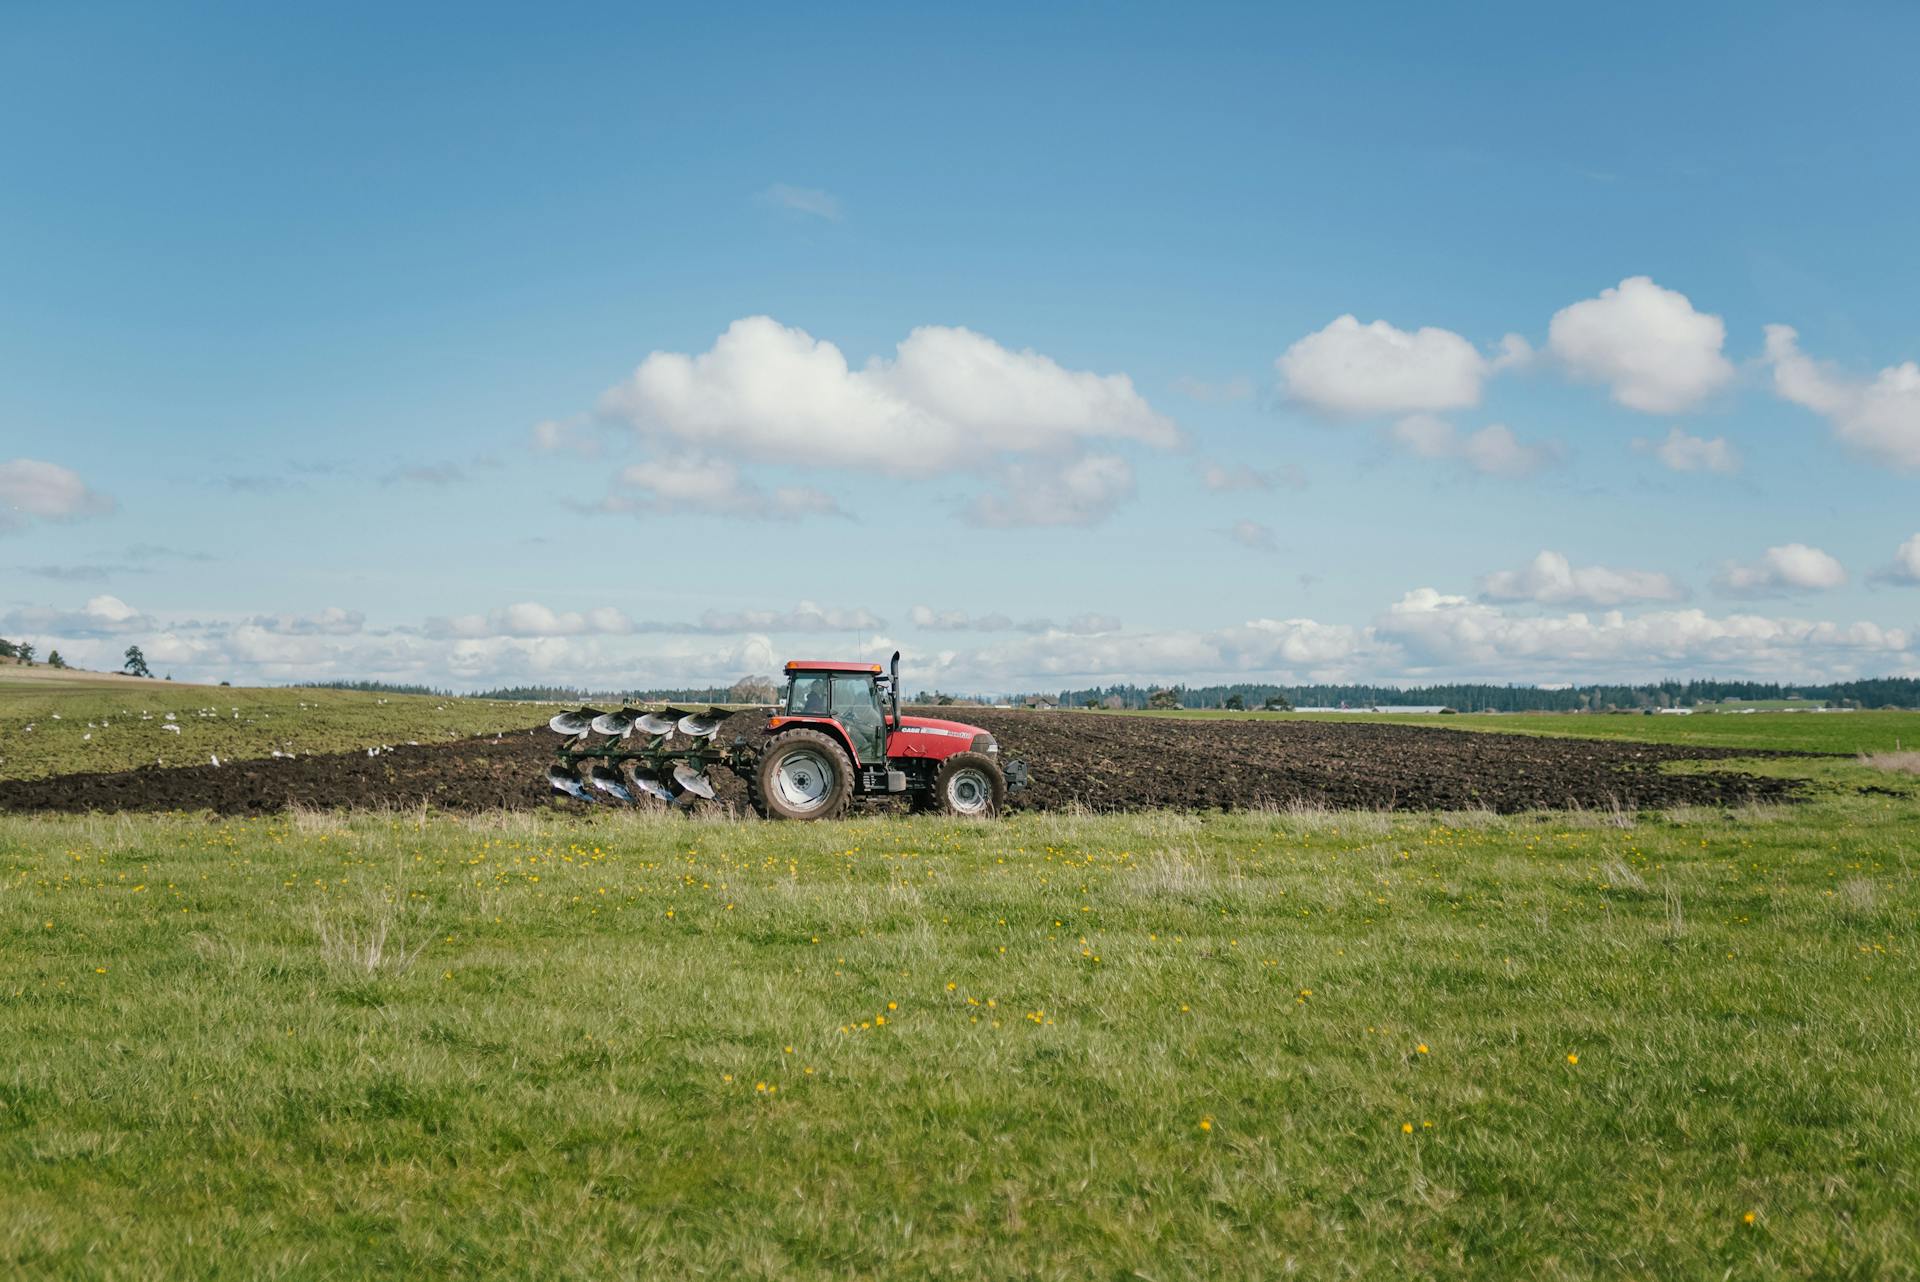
1547, 276, 1733, 413
915, 616, 1379, 688
426, 603, 637, 640
425, 600, 887, 640
966, 454, 1135, 528
1714, 543, 1849, 596
692, 602, 884, 633
1227, 519, 1278, 552
1198, 461, 1307, 492
1763, 324, 1920, 469
1477, 550, 1686, 607
1873, 534, 1920, 586
908, 606, 1120, 635
1635, 426, 1740, 474
600, 317, 1179, 478
600, 456, 841, 520
0, 459, 115, 533
245, 607, 367, 636
1, 594, 151, 636
1277, 316, 1511, 416
1389, 415, 1558, 477
15, 588, 1913, 692
1377, 587, 1904, 679
758, 183, 842, 222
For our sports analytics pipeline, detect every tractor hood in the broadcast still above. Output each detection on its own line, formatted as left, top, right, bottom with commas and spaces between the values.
894, 714, 993, 745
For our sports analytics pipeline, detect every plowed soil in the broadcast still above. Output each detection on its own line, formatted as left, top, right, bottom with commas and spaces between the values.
0, 710, 1810, 816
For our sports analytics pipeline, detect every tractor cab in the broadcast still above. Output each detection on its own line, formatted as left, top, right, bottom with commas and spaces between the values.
779, 660, 890, 764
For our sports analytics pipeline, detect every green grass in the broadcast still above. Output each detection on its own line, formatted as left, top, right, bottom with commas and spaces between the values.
6, 788, 1918, 1278
0, 671, 543, 782
1107, 706, 1920, 756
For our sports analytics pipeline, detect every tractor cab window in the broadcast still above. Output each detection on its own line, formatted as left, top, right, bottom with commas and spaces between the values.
831, 673, 885, 762
788, 674, 831, 717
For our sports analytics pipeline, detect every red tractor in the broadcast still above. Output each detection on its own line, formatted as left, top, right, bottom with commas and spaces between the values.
545, 651, 1028, 820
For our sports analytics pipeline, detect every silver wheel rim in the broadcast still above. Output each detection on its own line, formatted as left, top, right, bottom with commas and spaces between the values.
774, 749, 834, 812
947, 766, 993, 816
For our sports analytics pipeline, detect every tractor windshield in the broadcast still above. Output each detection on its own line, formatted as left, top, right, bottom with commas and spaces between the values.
787, 675, 831, 716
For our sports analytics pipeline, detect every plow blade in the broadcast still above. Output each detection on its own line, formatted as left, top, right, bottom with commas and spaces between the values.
672, 763, 717, 800
587, 764, 633, 801
590, 708, 639, 737
677, 711, 725, 739
635, 711, 676, 738
546, 764, 596, 803
548, 707, 601, 737
630, 772, 676, 804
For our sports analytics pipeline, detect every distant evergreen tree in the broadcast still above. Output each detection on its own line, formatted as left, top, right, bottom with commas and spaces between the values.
122, 645, 152, 678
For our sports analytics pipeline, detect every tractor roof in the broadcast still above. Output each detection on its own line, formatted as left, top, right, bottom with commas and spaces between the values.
784, 660, 883, 674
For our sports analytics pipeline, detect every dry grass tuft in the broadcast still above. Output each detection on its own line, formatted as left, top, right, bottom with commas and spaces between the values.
1860, 750, 1920, 775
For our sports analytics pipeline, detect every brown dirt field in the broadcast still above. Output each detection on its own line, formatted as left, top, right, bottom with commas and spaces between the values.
0, 709, 1811, 817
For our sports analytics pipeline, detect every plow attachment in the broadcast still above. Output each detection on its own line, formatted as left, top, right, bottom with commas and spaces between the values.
545, 704, 750, 809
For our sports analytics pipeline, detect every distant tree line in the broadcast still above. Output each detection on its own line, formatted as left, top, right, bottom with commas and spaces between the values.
298, 679, 452, 696
1050, 677, 1920, 711
462, 676, 780, 704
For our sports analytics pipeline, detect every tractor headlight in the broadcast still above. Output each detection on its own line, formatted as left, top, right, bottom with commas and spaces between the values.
971, 734, 999, 754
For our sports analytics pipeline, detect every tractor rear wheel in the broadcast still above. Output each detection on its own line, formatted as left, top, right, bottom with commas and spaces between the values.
929, 752, 1007, 818
752, 729, 854, 821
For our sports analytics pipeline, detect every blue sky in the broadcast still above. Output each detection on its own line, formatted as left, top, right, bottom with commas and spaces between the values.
4, 1, 1918, 692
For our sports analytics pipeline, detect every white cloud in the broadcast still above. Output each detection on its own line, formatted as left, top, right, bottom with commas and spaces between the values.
1875, 534, 1920, 586
1547, 276, 1733, 413
602, 456, 841, 520
0, 594, 151, 636
1378, 588, 1905, 679
16, 588, 1913, 692
967, 454, 1135, 528
426, 600, 887, 640
426, 603, 636, 640
0, 459, 115, 533
694, 602, 884, 633
246, 608, 366, 636
914, 616, 1379, 687
758, 184, 842, 222
1714, 543, 1849, 596
1199, 461, 1307, 492
1635, 426, 1740, 474
1763, 324, 1920, 469
1227, 519, 1277, 552
600, 317, 1179, 478
1390, 415, 1557, 477
1478, 550, 1685, 607
907, 606, 1120, 635
1277, 315, 1505, 416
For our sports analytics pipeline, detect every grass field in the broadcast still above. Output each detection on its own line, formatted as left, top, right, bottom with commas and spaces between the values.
0, 671, 540, 783
6, 788, 1918, 1278
6, 670, 1920, 1275
1127, 706, 1920, 756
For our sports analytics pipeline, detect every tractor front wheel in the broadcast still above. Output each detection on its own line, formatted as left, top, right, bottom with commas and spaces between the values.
752, 729, 854, 821
929, 752, 1007, 818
